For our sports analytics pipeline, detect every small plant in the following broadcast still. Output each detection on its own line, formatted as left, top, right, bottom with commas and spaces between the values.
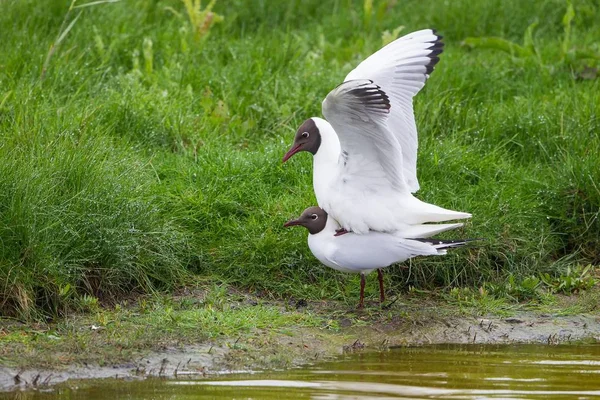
363, 0, 396, 29
52, 283, 76, 316
92, 25, 108, 63
541, 265, 597, 294
202, 284, 229, 311
166, 0, 223, 41
142, 37, 153, 75
446, 286, 512, 315
128, 37, 154, 78
77, 294, 100, 313
504, 275, 544, 301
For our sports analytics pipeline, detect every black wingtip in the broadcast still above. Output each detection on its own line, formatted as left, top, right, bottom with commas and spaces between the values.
429, 42, 445, 51
410, 237, 484, 249
425, 57, 440, 75
429, 48, 444, 58
431, 28, 443, 40
425, 30, 444, 76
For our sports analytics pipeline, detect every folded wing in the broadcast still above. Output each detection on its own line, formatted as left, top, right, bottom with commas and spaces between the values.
325, 232, 443, 271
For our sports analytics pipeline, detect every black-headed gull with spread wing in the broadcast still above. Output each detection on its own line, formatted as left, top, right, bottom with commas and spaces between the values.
284, 206, 472, 308
283, 29, 471, 236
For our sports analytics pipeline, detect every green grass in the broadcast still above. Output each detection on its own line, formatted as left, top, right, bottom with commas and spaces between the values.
0, 0, 599, 318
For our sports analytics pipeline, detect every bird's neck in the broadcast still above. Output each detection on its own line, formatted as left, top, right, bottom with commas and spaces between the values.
310, 214, 340, 238
312, 121, 341, 206
313, 122, 341, 166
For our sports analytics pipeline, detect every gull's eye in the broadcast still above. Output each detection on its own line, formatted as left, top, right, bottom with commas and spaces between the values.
310, 214, 318, 220
301, 132, 309, 139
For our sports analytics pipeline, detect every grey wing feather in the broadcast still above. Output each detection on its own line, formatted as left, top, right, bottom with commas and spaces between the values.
322, 79, 408, 193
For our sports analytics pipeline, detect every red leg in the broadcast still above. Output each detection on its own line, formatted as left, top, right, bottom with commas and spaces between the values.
357, 273, 365, 309
334, 228, 349, 237
377, 269, 385, 303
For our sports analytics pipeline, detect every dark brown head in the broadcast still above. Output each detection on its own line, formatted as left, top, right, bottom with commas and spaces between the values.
283, 206, 327, 235
282, 118, 322, 162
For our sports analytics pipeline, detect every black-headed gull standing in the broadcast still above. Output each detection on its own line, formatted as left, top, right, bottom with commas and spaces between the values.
283, 29, 471, 236
284, 207, 472, 308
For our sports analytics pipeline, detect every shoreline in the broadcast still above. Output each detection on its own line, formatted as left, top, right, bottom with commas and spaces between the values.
2, 290, 599, 393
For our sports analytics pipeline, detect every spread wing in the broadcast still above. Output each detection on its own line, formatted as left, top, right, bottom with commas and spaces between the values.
344, 29, 443, 192
322, 79, 409, 194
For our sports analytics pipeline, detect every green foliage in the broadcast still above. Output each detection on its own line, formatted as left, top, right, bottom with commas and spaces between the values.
449, 265, 597, 309
462, 0, 600, 69
0, 0, 599, 318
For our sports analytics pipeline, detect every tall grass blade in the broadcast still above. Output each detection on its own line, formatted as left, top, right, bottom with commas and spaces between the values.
73, 0, 121, 8
55, 11, 82, 45
363, 0, 373, 27
40, 0, 78, 80
462, 37, 532, 58
562, 0, 575, 56
41, 10, 82, 80
523, 20, 538, 53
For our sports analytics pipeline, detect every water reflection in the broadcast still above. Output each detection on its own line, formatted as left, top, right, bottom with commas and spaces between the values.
3, 344, 600, 399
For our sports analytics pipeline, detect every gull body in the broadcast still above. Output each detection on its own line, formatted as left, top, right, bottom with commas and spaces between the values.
284, 207, 472, 308
283, 29, 471, 235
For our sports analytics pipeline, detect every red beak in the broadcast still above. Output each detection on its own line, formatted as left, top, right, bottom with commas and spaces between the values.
282, 144, 302, 163
283, 219, 301, 228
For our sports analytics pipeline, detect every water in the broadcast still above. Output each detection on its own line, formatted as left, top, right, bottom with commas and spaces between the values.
5, 344, 600, 399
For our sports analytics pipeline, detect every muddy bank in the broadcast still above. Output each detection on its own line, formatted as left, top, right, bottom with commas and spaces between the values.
347, 311, 600, 346
0, 344, 226, 393
2, 307, 599, 393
